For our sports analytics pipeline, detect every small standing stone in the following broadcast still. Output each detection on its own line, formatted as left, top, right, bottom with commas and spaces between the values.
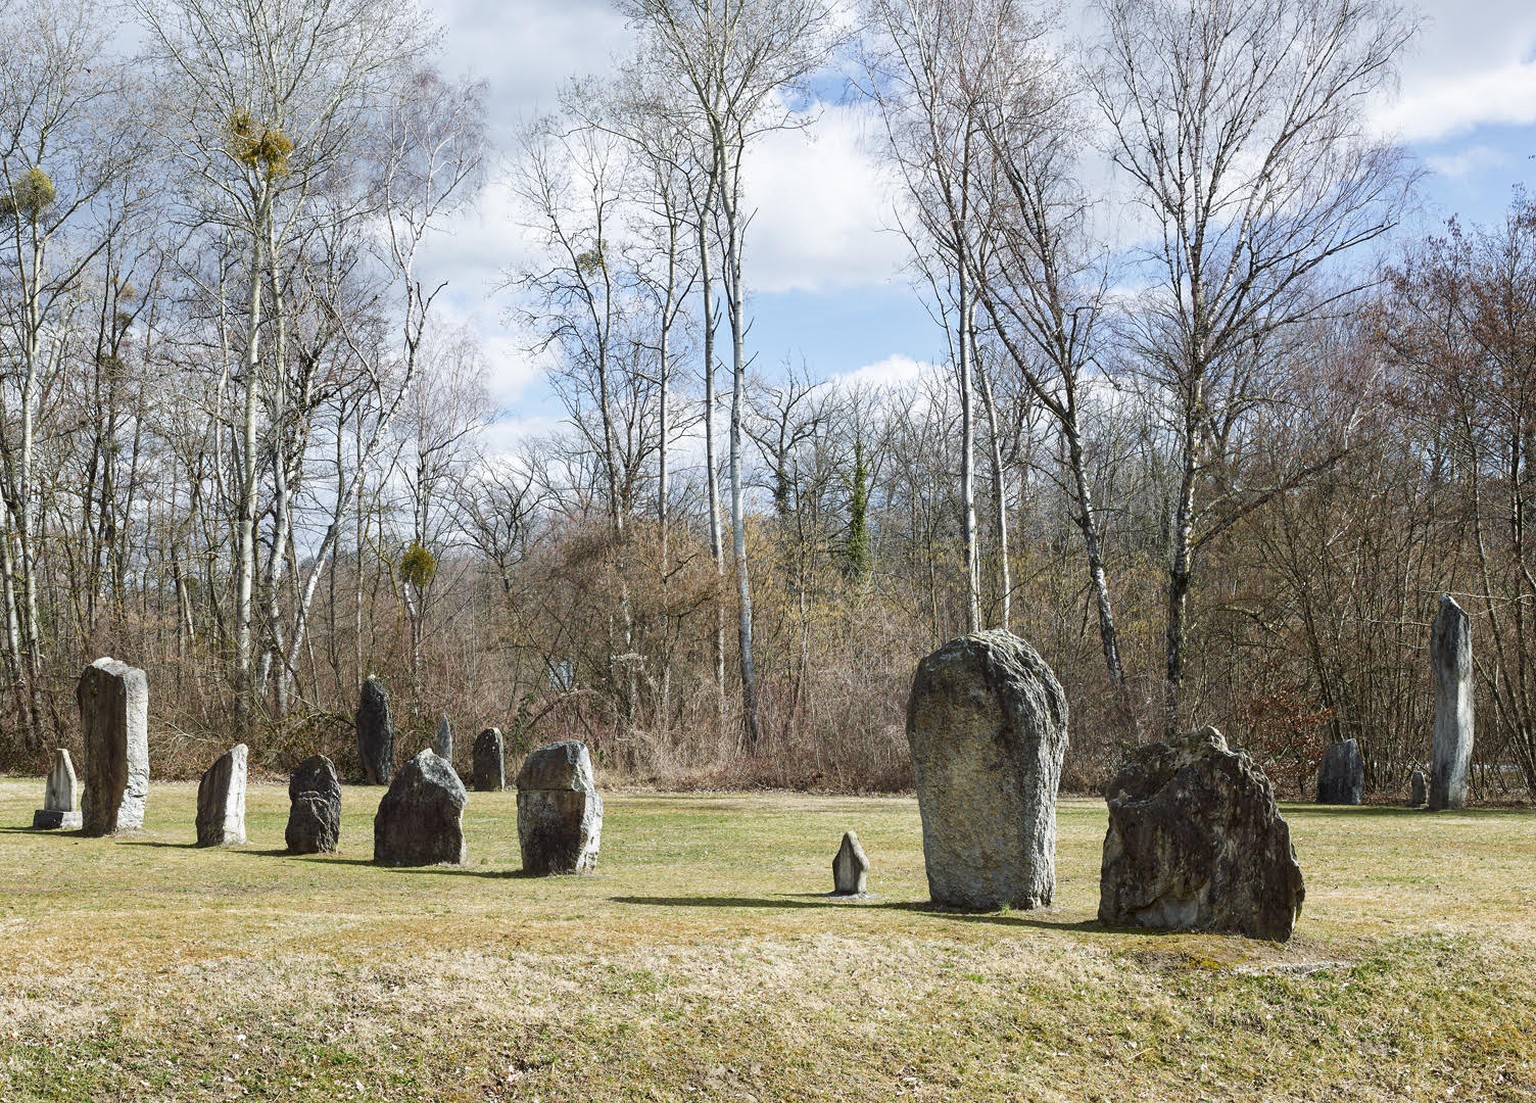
1430, 594, 1474, 810
356, 675, 394, 785
373, 749, 467, 867
33, 748, 82, 830
516, 740, 603, 875
1408, 767, 1428, 808
78, 657, 150, 837
832, 831, 869, 896
435, 716, 453, 761
1316, 738, 1364, 805
196, 744, 248, 847
286, 754, 341, 855
1099, 726, 1305, 941
473, 727, 506, 791
906, 630, 1068, 911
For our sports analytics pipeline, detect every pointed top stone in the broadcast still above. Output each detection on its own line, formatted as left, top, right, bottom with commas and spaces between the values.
833, 831, 869, 896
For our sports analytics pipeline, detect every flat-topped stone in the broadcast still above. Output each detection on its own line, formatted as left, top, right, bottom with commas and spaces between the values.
78, 657, 149, 836
373, 749, 467, 867
516, 740, 602, 875
1316, 738, 1364, 805
196, 744, 248, 847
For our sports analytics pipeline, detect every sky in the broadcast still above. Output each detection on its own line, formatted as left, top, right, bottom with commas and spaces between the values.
414, 0, 1536, 440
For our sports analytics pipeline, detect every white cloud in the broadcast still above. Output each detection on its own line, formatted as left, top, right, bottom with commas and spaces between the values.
1375, 56, 1536, 143
832, 353, 936, 391
743, 102, 911, 294
1425, 144, 1510, 180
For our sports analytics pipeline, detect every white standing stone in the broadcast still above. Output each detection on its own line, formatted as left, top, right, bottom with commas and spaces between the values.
1430, 595, 1474, 811
33, 748, 81, 830
832, 831, 869, 896
79, 657, 149, 837
196, 744, 248, 847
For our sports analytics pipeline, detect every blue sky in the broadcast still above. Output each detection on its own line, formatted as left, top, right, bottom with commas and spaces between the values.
416, 0, 1536, 440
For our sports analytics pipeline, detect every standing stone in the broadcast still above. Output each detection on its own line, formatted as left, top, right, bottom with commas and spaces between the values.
516, 741, 602, 875
196, 744, 248, 847
1430, 594, 1474, 810
78, 657, 149, 837
905, 630, 1068, 911
1100, 726, 1305, 941
1316, 738, 1364, 805
286, 754, 341, 855
832, 831, 869, 896
473, 727, 506, 792
435, 716, 453, 761
356, 675, 394, 785
1408, 767, 1428, 808
373, 749, 467, 867
32, 748, 82, 830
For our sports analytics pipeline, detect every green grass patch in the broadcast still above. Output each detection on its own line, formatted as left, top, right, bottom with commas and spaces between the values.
0, 781, 1532, 1100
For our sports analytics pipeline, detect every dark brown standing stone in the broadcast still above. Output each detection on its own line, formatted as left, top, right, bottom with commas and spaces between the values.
905, 630, 1068, 911
473, 727, 506, 792
516, 741, 602, 875
356, 675, 394, 785
286, 754, 341, 855
1408, 767, 1428, 808
373, 749, 467, 867
1099, 726, 1305, 941
1316, 738, 1364, 805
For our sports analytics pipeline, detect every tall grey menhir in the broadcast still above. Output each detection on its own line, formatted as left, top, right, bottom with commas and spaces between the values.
1430, 594, 1474, 810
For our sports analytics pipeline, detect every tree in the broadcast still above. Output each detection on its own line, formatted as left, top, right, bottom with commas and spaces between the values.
135, 0, 436, 728
620, 0, 844, 750
1093, 0, 1415, 731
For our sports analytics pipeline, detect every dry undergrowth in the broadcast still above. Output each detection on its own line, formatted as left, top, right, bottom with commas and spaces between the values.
0, 782, 1532, 1101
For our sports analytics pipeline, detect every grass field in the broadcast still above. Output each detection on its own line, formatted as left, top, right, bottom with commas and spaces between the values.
0, 778, 1533, 1102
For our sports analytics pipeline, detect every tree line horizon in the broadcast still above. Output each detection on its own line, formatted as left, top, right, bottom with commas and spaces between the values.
0, 0, 1531, 799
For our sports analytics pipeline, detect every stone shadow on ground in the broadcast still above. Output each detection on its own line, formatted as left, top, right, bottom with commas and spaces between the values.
285, 855, 541, 878
611, 894, 1103, 932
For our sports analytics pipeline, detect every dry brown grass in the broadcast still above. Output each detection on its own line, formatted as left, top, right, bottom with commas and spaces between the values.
0, 780, 1533, 1101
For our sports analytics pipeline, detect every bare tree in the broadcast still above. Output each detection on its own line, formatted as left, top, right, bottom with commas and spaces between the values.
620, 0, 844, 750
1093, 0, 1415, 732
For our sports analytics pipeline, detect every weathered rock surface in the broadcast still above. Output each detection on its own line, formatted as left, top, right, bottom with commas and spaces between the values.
1431, 594, 1474, 810
286, 754, 341, 855
1408, 767, 1428, 808
516, 740, 602, 875
356, 675, 394, 785
905, 630, 1068, 910
435, 716, 453, 761
78, 657, 149, 837
33, 748, 82, 829
832, 831, 869, 896
373, 749, 467, 867
1100, 726, 1305, 941
473, 727, 505, 791
1316, 738, 1364, 805
196, 744, 248, 847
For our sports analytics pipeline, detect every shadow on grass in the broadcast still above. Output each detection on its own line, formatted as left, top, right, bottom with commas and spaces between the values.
611, 893, 1104, 932
282, 855, 541, 879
